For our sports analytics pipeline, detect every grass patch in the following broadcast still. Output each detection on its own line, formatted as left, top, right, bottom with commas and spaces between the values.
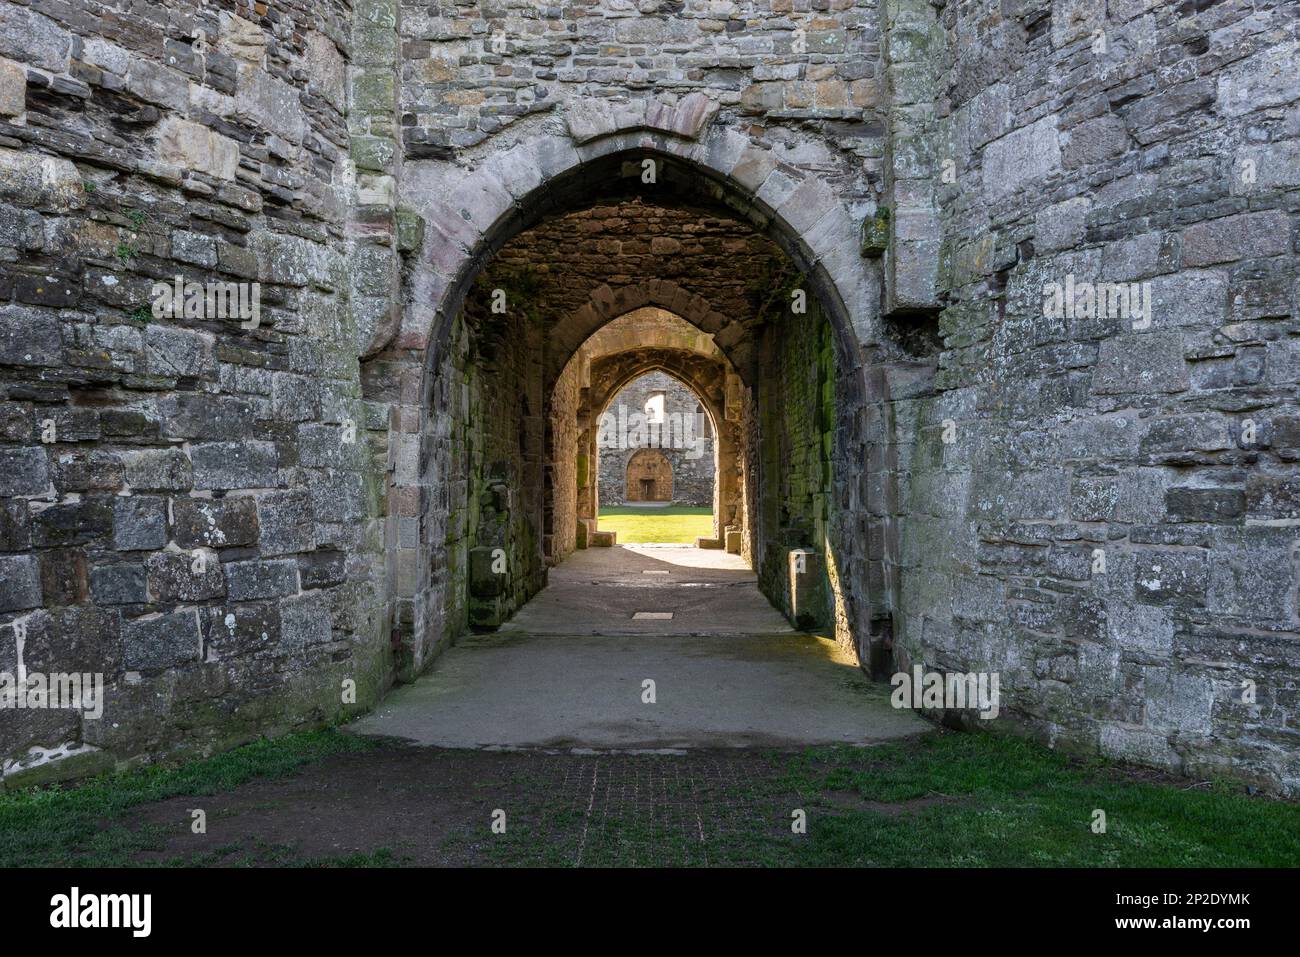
473, 733, 1300, 868
0, 729, 378, 868
769, 734, 1300, 867
597, 505, 713, 543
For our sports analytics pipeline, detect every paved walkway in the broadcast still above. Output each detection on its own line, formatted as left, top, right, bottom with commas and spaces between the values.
349, 546, 927, 750
501, 544, 795, 636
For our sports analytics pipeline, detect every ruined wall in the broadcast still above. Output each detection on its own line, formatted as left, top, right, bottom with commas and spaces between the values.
456, 283, 548, 629
0, 0, 389, 786
755, 297, 837, 631
890, 0, 1300, 793
8, 0, 1291, 798
597, 371, 715, 507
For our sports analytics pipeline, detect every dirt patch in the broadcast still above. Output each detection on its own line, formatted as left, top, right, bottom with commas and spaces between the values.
816, 790, 967, 817
116, 745, 811, 867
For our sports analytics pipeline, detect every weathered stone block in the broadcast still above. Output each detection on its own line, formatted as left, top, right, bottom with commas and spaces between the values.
982, 116, 1061, 200
0, 500, 31, 550
271, 373, 319, 422
236, 65, 305, 144
1034, 196, 1090, 254
91, 564, 147, 605
1180, 210, 1291, 267
966, 81, 1011, 149
305, 31, 346, 111
298, 423, 355, 469
1216, 40, 1300, 117
50, 408, 101, 443
144, 325, 218, 381
171, 230, 218, 268
123, 609, 201, 670
0, 56, 24, 117
29, 606, 121, 676
0, 4, 70, 72
0, 305, 63, 366
146, 551, 226, 602
160, 394, 255, 441
1070, 471, 1165, 523
1133, 549, 1207, 608
297, 551, 346, 588
1062, 114, 1128, 168
1245, 475, 1300, 520
121, 448, 193, 491
112, 496, 167, 551
0, 554, 41, 612
1093, 332, 1188, 394
157, 118, 240, 181
32, 500, 112, 547
1164, 487, 1245, 523
53, 449, 123, 492
219, 11, 265, 64
225, 559, 299, 600
1204, 529, 1295, 620
172, 495, 259, 548
1139, 414, 1231, 456
1143, 669, 1212, 735
307, 471, 366, 524
280, 593, 332, 648
204, 602, 282, 659
190, 441, 279, 490
0, 447, 50, 496
256, 489, 314, 555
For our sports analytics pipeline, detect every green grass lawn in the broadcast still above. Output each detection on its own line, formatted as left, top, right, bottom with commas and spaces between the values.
0, 730, 381, 868
598, 505, 714, 543
479, 734, 1300, 868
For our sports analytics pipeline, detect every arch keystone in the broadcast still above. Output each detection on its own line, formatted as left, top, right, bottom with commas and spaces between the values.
565, 93, 719, 146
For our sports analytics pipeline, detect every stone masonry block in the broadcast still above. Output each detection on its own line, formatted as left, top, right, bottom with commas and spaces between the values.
123, 609, 201, 670
0, 56, 24, 117
0, 554, 41, 612
172, 495, 260, 548
157, 118, 239, 180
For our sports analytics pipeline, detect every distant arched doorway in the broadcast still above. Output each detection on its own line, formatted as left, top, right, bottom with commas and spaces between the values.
626, 449, 673, 502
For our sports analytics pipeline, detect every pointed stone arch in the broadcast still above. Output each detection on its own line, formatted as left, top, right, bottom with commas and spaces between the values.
394, 115, 881, 369
378, 110, 888, 676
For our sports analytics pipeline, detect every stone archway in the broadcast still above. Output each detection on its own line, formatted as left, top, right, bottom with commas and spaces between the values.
374, 111, 887, 679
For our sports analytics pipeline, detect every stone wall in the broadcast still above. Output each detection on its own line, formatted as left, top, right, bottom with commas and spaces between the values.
397, 0, 882, 157
455, 281, 549, 629
597, 371, 716, 507
3, 0, 1296, 798
885, 0, 1300, 792
0, 0, 389, 786
754, 296, 838, 632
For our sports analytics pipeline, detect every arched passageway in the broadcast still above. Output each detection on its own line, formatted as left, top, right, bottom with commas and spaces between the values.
365, 130, 885, 691
560, 309, 736, 547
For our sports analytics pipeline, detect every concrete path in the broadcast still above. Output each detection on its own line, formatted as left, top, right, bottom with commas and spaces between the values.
500, 544, 796, 636
349, 546, 927, 750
